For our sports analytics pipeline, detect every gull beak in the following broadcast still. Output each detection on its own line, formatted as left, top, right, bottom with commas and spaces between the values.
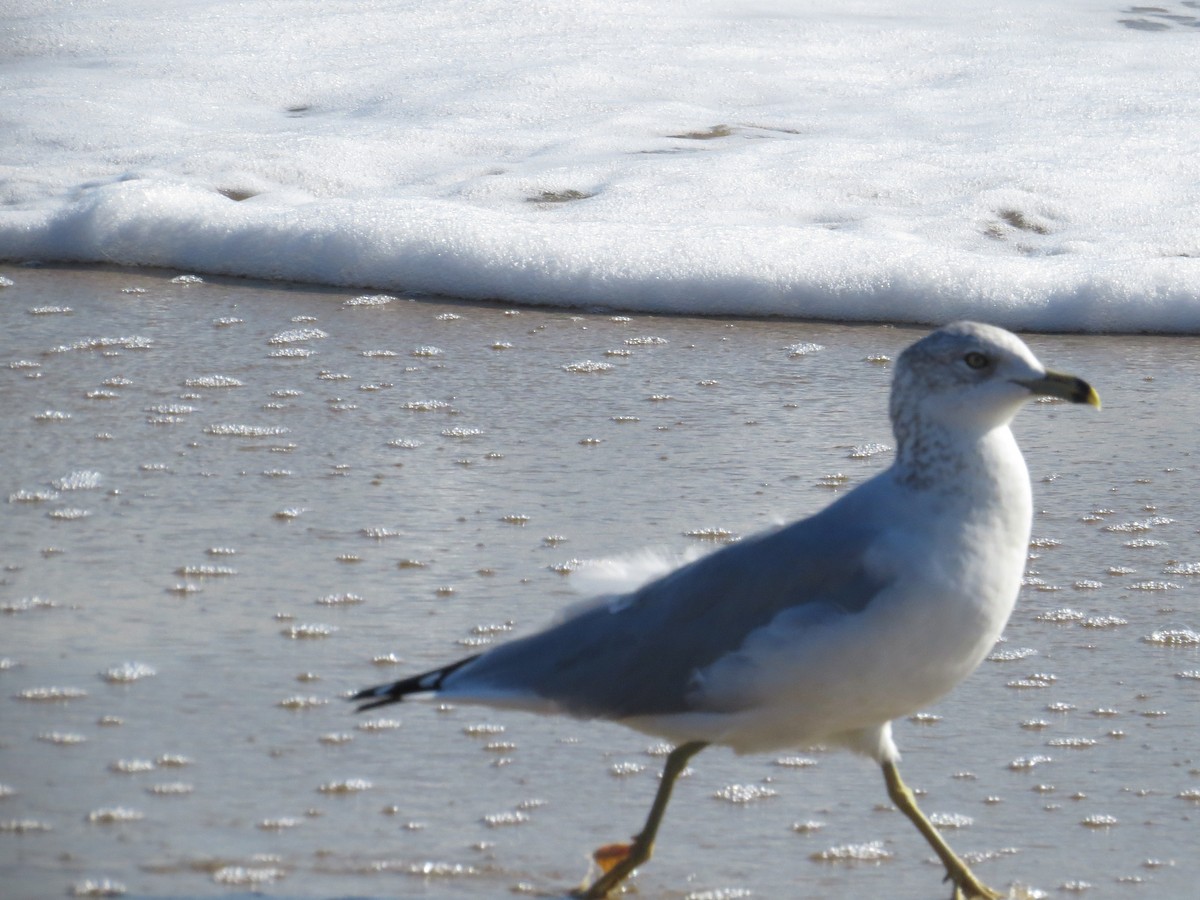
1018, 370, 1101, 410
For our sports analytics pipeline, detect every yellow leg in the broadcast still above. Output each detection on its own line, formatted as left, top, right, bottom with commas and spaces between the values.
573, 741, 708, 898
882, 760, 1003, 900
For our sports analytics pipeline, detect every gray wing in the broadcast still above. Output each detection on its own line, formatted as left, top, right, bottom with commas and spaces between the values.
448, 501, 887, 719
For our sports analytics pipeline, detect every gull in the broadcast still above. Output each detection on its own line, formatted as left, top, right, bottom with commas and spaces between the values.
353, 321, 1099, 899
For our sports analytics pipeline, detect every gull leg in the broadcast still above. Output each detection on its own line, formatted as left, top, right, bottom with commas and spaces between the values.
882, 760, 1003, 900
574, 741, 708, 899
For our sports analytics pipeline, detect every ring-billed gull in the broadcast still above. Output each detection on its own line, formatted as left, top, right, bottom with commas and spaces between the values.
353, 321, 1099, 899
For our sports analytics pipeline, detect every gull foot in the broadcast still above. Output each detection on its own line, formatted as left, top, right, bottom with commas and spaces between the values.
571, 839, 648, 898
949, 871, 1003, 900
592, 842, 634, 874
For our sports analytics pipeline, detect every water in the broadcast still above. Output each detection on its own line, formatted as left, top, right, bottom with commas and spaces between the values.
1, 266, 1199, 899
3, 2, 1200, 330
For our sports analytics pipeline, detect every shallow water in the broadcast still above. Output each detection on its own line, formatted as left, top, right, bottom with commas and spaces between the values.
1, 267, 1199, 899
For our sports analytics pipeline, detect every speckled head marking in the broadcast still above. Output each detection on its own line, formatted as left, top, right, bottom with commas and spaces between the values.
889, 322, 1098, 487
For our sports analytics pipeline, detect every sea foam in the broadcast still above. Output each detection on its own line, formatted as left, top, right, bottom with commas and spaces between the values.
1, 1, 1198, 332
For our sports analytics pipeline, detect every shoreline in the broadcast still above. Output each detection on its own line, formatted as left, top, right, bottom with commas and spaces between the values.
4, 261, 1198, 337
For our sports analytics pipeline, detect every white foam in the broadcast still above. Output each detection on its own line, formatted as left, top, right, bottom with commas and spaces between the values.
1, 1, 1197, 332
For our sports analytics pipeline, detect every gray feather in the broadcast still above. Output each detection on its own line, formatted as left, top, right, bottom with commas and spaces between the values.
446, 498, 886, 718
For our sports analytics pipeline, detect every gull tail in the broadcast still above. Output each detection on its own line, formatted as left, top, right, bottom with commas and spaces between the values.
350, 654, 481, 712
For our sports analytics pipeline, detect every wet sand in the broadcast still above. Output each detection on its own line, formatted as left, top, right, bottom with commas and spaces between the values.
2, 266, 1199, 899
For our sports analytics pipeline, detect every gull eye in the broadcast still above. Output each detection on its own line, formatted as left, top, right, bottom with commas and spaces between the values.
963, 352, 989, 370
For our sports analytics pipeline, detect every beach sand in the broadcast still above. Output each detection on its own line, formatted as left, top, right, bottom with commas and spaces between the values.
2, 265, 1199, 898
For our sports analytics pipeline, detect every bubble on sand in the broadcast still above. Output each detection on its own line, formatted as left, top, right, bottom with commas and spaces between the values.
176, 565, 236, 577
38, 731, 87, 745
146, 782, 193, 795
1009, 755, 1053, 770
17, 686, 88, 702
0, 819, 52, 833
812, 841, 893, 863
356, 718, 400, 732
563, 360, 614, 373
402, 399, 451, 412
184, 375, 243, 388
1035, 608, 1085, 623
624, 335, 668, 346
212, 866, 285, 885
1143, 628, 1200, 646
684, 527, 738, 542
609, 762, 646, 777
277, 695, 328, 710
53, 471, 102, 491
8, 489, 60, 503
269, 327, 327, 344
70, 878, 127, 897
775, 756, 818, 768
1163, 562, 1200, 576
282, 623, 336, 639
2, 596, 58, 614
204, 424, 290, 437
258, 817, 302, 830
316, 592, 363, 605
109, 759, 155, 774
713, 784, 778, 804
102, 662, 157, 683
482, 810, 530, 827
849, 442, 891, 459
86, 807, 144, 824
929, 812, 973, 829
318, 778, 371, 794
988, 647, 1038, 662
787, 342, 825, 357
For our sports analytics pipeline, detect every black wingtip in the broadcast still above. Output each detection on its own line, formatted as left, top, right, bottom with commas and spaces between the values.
349, 653, 482, 713
348, 672, 427, 712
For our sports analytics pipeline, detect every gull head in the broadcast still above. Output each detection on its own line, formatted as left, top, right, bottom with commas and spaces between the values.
890, 321, 1099, 444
